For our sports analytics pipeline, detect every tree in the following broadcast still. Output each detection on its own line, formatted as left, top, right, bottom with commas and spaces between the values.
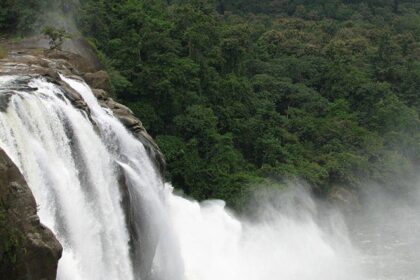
74, 0, 420, 207
42, 26, 71, 50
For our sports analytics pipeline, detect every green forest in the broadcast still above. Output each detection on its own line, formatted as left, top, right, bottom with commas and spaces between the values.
2, 0, 420, 208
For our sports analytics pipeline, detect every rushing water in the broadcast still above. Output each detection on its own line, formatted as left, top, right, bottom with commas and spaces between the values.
0, 75, 134, 280
0, 75, 418, 280
167, 186, 366, 280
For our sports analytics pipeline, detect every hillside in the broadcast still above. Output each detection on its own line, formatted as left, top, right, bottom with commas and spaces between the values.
2, 0, 420, 208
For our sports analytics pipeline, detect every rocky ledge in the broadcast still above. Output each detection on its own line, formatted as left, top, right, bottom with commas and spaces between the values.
0, 39, 165, 174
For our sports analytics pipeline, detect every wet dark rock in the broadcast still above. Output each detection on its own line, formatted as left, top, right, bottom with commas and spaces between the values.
57, 80, 88, 110
0, 93, 12, 112
0, 148, 62, 280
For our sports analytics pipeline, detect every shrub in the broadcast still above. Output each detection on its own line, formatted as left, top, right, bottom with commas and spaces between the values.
42, 26, 71, 50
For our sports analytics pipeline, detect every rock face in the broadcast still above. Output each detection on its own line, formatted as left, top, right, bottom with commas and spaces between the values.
0, 148, 62, 280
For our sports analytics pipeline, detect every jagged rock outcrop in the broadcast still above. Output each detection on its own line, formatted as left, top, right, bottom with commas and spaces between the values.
0, 148, 62, 280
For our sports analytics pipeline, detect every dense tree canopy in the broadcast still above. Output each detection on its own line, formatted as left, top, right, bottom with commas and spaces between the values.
2, 0, 420, 208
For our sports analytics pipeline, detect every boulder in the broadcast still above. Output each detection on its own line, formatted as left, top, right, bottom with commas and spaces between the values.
92, 89, 107, 100
83, 71, 111, 92
103, 98, 133, 114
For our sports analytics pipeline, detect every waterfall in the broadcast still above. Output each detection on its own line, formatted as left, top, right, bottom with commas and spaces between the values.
0, 74, 369, 280
0, 75, 133, 279
0, 74, 183, 280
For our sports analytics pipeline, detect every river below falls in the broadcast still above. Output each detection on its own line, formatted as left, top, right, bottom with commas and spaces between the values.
351, 205, 420, 280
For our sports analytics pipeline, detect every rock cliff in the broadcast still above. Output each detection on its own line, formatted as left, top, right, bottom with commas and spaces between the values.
0, 148, 62, 280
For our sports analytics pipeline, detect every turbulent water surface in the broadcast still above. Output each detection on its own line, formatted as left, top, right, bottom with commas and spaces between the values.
0, 75, 419, 280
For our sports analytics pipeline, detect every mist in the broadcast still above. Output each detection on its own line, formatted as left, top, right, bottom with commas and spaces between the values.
348, 177, 420, 280
166, 184, 367, 280
163, 175, 420, 280
34, 0, 80, 34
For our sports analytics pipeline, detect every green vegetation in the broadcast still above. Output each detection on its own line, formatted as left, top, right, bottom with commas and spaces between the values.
2, 0, 420, 207
0, 0, 79, 35
0, 0, 39, 34
76, 0, 420, 207
42, 26, 71, 50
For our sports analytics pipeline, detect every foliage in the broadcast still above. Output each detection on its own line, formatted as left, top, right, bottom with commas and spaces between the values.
42, 26, 71, 50
0, 0, 79, 36
74, 0, 420, 206
0, 0, 37, 34
4, 0, 420, 207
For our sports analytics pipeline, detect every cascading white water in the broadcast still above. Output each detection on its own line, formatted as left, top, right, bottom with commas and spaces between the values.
0, 74, 387, 280
166, 186, 368, 280
0, 75, 133, 280
0, 74, 185, 280
60, 75, 184, 280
